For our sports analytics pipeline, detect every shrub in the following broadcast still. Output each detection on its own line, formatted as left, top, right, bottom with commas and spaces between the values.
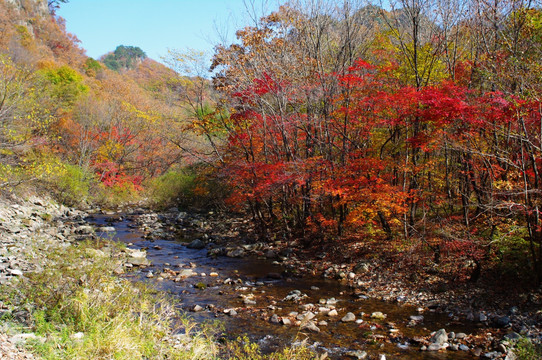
54, 163, 95, 206
146, 165, 229, 211
222, 336, 317, 360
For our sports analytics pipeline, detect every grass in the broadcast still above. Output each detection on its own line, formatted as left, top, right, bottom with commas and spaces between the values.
222, 336, 319, 360
0, 237, 318, 360
1, 239, 219, 360
514, 337, 542, 360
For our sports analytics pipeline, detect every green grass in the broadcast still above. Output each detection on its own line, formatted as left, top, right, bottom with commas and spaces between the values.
0, 238, 318, 360
222, 336, 319, 360
1, 240, 219, 360
514, 337, 542, 360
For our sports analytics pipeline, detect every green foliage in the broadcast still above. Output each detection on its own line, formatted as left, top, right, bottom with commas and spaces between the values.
222, 336, 317, 360
83, 57, 102, 77
14, 25, 33, 47
146, 168, 198, 210
103, 45, 147, 71
1, 151, 98, 206
146, 166, 229, 211
514, 337, 542, 360
37, 65, 88, 108
53, 163, 95, 206
95, 181, 142, 208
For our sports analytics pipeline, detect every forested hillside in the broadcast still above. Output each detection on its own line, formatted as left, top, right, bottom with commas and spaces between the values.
2, 0, 542, 287
2, 0, 542, 285
0, 0, 212, 207
1, 0, 542, 358
205, 0, 542, 285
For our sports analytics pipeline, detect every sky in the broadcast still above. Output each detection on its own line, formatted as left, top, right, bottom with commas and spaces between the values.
56, 0, 280, 62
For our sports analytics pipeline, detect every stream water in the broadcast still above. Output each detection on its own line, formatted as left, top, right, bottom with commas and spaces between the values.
87, 213, 478, 359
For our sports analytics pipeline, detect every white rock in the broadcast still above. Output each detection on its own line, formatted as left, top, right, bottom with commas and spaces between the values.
8, 269, 23, 276
342, 312, 356, 322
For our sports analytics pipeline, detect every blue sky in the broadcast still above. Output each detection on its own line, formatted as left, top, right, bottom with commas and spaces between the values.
57, 0, 280, 61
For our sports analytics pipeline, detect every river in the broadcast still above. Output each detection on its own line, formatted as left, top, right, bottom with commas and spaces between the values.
87, 212, 479, 359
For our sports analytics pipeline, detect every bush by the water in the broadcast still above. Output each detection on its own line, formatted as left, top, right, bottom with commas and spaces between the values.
146, 165, 229, 211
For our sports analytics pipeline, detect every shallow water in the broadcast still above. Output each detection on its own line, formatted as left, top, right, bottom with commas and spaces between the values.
88, 213, 478, 359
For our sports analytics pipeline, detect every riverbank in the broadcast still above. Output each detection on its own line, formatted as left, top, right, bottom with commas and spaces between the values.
1, 193, 540, 359
0, 194, 320, 360
0, 194, 220, 359
131, 206, 542, 359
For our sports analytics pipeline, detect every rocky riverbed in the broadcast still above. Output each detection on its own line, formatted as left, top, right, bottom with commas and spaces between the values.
93, 206, 542, 359
1, 195, 540, 359
0, 194, 83, 359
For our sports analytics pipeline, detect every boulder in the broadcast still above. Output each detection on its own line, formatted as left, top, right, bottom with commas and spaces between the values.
431, 329, 448, 345
345, 350, 368, 359
226, 248, 245, 258
187, 239, 206, 250
493, 316, 511, 328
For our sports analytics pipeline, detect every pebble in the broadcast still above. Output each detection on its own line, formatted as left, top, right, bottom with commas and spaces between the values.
8, 269, 23, 276
342, 312, 356, 322
300, 321, 320, 333
223, 308, 237, 316
328, 309, 338, 317
70, 332, 85, 340
345, 350, 367, 359
371, 312, 387, 320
